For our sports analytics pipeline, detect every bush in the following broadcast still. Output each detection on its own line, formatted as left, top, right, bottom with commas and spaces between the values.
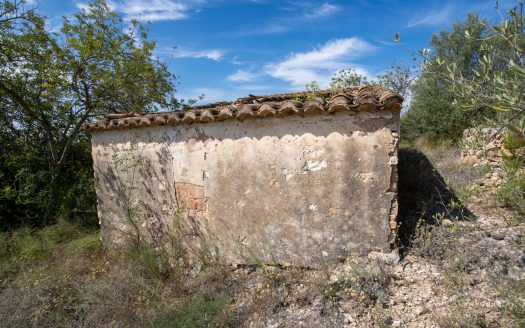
0, 137, 97, 230
503, 132, 525, 151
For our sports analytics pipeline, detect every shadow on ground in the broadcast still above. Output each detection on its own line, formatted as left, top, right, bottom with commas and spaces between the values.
397, 147, 475, 252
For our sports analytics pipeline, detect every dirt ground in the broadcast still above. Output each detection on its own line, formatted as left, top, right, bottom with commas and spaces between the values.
1, 144, 523, 328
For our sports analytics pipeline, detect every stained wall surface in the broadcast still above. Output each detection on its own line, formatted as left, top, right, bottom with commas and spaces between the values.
91, 110, 400, 267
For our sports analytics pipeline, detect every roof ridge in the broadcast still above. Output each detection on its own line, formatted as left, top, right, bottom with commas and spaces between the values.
82, 85, 402, 132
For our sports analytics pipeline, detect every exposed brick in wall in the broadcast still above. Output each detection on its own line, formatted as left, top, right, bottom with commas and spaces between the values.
175, 182, 206, 211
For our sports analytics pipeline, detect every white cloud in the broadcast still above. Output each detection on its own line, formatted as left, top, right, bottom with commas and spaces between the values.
173, 48, 224, 61
227, 69, 261, 82
77, 0, 192, 21
407, 4, 454, 28
156, 46, 224, 61
234, 2, 340, 36
265, 37, 375, 88
302, 3, 341, 19
234, 23, 289, 37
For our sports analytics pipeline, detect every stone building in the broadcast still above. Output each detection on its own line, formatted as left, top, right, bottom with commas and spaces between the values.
84, 85, 402, 267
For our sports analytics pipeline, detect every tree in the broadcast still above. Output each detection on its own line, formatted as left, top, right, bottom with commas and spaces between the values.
375, 63, 415, 99
0, 0, 180, 227
1, 0, 178, 171
401, 13, 497, 143
328, 64, 414, 100
329, 68, 369, 89
436, 3, 525, 136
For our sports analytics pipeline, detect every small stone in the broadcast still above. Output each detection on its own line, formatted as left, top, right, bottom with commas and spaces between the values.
343, 313, 355, 324
442, 219, 454, 227
367, 250, 400, 265
492, 232, 505, 241
495, 300, 502, 308
462, 155, 478, 165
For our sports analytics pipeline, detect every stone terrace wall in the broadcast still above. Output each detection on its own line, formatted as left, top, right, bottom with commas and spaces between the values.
461, 127, 525, 189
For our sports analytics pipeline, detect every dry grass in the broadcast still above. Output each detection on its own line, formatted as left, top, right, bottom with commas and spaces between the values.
0, 220, 235, 328
2, 139, 524, 327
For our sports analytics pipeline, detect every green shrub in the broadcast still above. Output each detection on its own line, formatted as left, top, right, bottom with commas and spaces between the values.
152, 292, 233, 328
9, 227, 50, 259
503, 132, 525, 151
66, 233, 103, 256
40, 219, 82, 245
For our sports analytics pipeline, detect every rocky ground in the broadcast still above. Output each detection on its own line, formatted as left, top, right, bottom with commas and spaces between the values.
221, 144, 525, 328
1, 142, 523, 328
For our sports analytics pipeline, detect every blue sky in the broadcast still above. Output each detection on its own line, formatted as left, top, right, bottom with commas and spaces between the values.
30, 0, 512, 104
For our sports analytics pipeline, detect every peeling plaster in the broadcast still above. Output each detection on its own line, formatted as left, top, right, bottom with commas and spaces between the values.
90, 110, 401, 267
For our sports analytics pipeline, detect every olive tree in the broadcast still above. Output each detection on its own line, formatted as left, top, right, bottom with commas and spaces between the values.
424, 3, 525, 136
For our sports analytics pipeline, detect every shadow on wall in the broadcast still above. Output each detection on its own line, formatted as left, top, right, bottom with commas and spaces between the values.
93, 111, 399, 146
396, 147, 476, 252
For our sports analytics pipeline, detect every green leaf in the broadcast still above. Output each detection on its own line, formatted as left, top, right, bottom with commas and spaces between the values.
490, 105, 511, 112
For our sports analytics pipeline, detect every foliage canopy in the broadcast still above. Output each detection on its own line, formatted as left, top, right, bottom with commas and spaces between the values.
0, 0, 179, 228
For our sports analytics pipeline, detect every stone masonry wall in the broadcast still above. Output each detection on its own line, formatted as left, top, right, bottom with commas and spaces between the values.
461, 127, 525, 189
91, 110, 400, 267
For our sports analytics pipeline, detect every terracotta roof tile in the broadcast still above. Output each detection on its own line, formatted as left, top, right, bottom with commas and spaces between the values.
82, 85, 402, 132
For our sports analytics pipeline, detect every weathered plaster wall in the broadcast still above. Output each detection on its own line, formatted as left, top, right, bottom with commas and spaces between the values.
91, 110, 400, 267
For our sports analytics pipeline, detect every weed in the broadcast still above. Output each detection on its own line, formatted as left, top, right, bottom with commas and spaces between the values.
411, 221, 446, 260
443, 270, 468, 293
152, 292, 233, 328
502, 131, 525, 153
497, 278, 525, 326
320, 258, 392, 306
39, 219, 82, 244
497, 171, 525, 221
66, 233, 103, 256
436, 303, 489, 328
117, 243, 173, 281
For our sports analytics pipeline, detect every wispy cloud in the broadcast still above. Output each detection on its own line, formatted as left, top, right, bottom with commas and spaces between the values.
234, 23, 290, 37
302, 3, 341, 19
157, 46, 224, 61
407, 4, 454, 28
174, 48, 224, 61
227, 69, 262, 82
265, 37, 375, 88
234, 2, 341, 36
235, 84, 273, 91
77, 0, 194, 22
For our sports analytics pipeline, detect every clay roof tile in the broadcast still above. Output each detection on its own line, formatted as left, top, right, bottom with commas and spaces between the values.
82, 85, 402, 132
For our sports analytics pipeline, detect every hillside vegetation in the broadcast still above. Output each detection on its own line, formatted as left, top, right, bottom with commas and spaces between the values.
0, 1, 524, 327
